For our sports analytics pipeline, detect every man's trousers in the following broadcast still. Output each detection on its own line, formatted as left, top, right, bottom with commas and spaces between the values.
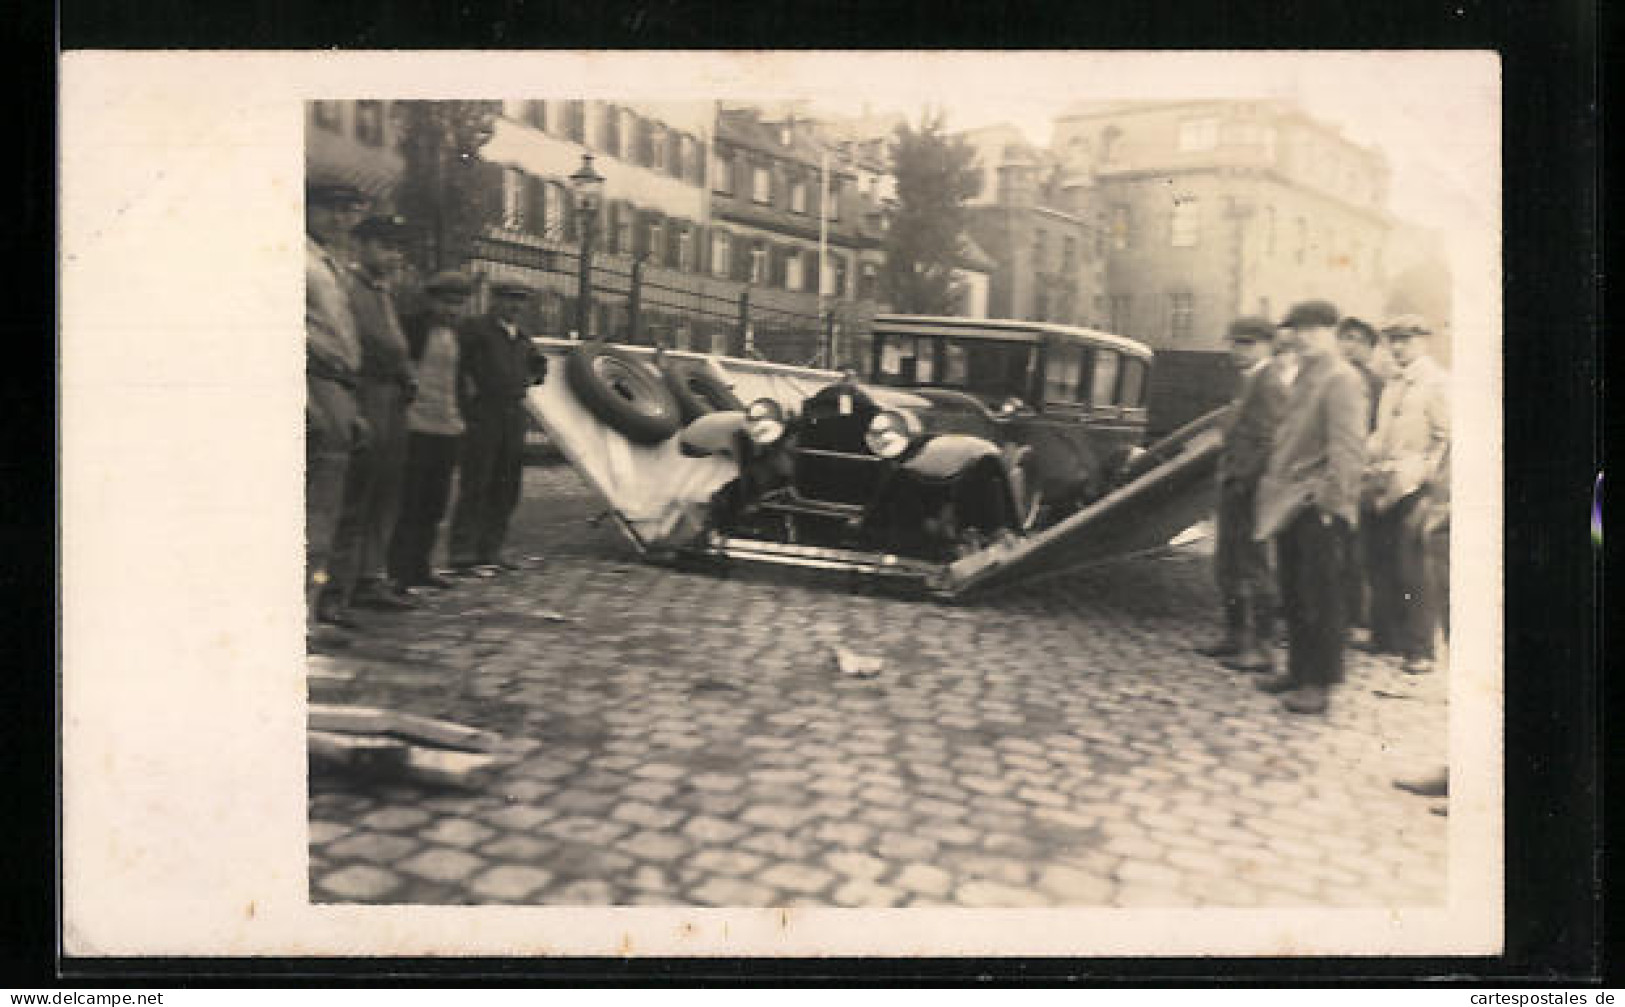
1366, 493, 1435, 660
306, 374, 357, 615
388, 431, 461, 586
1274, 507, 1350, 687
448, 407, 527, 567
328, 380, 409, 599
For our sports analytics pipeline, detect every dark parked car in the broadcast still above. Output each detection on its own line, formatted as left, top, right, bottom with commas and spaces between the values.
697, 315, 1156, 564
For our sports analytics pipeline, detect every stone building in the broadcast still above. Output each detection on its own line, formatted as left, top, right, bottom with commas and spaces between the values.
958, 124, 1109, 330
1053, 99, 1393, 350
306, 100, 406, 200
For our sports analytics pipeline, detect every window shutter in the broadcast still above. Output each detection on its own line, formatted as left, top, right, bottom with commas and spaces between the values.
527, 100, 546, 130
525, 174, 547, 236
695, 144, 708, 187
666, 220, 684, 268
769, 245, 784, 287
599, 105, 618, 155
733, 239, 750, 283
632, 210, 651, 259
635, 119, 652, 166
805, 250, 819, 293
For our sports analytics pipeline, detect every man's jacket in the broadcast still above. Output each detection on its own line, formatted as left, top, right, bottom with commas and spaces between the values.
1365, 355, 1450, 512
1218, 357, 1289, 494
456, 313, 540, 421
1254, 349, 1367, 540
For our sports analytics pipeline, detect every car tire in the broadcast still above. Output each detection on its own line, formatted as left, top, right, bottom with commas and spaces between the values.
563, 342, 683, 445
661, 358, 744, 423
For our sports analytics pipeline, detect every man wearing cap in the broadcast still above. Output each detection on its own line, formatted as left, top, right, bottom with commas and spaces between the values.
304, 180, 370, 651
447, 279, 548, 575
1335, 316, 1387, 640
1197, 316, 1288, 672
389, 271, 473, 590
1364, 314, 1451, 674
319, 214, 420, 626
1254, 299, 1368, 714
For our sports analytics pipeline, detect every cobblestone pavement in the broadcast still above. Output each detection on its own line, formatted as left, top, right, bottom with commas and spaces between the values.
308, 461, 1449, 908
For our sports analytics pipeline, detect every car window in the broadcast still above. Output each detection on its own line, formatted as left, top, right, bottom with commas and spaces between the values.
1044, 341, 1086, 404
1090, 349, 1120, 407
939, 339, 1036, 398
876, 334, 934, 385
1118, 357, 1147, 407
943, 343, 969, 385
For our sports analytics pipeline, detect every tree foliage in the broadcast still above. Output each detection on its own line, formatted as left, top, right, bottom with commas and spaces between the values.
392, 100, 501, 273
881, 110, 981, 315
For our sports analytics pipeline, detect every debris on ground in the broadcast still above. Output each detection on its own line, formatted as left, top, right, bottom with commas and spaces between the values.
833, 646, 884, 678
308, 703, 517, 789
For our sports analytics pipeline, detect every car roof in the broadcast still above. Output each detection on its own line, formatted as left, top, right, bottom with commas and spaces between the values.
872, 314, 1154, 361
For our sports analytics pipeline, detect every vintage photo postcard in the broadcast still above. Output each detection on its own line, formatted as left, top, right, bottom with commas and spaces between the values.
59, 49, 1502, 958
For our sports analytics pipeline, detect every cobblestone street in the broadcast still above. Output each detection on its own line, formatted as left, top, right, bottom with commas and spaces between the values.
308, 459, 1449, 909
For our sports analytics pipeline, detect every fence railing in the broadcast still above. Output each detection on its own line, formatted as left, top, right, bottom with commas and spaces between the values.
466, 227, 875, 370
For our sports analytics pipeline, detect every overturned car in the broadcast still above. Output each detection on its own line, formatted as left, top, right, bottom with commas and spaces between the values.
529, 315, 1227, 598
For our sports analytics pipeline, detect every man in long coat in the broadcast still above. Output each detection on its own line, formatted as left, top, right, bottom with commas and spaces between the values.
1254, 300, 1368, 714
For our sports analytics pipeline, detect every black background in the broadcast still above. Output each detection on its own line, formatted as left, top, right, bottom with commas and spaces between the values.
10, 0, 1608, 986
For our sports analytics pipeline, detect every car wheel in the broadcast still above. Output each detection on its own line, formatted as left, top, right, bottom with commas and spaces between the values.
661, 358, 744, 423
563, 342, 683, 445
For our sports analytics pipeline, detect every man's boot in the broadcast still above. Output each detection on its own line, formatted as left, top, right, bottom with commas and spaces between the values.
1222, 597, 1275, 672
1196, 597, 1245, 658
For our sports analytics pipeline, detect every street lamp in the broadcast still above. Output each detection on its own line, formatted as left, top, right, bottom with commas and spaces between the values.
568, 151, 606, 340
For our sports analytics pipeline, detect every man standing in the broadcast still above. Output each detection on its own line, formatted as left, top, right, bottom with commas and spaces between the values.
1197, 316, 1288, 672
389, 270, 473, 590
1335, 316, 1386, 641
320, 214, 419, 625
448, 279, 547, 575
1254, 300, 1368, 714
304, 180, 370, 652
1364, 314, 1451, 674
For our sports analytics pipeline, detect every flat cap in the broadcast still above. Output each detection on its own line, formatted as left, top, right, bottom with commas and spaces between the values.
1226, 316, 1276, 342
1381, 313, 1432, 338
306, 180, 370, 208
352, 213, 412, 242
489, 278, 535, 298
424, 270, 473, 296
1279, 299, 1341, 329
1336, 316, 1379, 343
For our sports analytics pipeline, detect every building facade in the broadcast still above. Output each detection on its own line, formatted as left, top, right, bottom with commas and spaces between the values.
1052, 100, 1393, 351
307, 99, 407, 200
959, 125, 1109, 329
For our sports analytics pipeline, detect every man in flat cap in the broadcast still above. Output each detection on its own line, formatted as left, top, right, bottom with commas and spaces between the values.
389, 270, 473, 590
304, 179, 370, 651
447, 278, 548, 575
1197, 316, 1289, 672
1364, 314, 1451, 674
1335, 315, 1387, 642
319, 213, 420, 627
1254, 299, 1368, 714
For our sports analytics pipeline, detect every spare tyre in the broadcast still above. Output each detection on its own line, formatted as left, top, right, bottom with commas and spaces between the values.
563, 342, 682, 444
661, 358, 744, 423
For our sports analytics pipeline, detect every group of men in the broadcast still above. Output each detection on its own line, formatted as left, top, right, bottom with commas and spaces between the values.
304, 179, 545, 654
1202, 299, 1452, 724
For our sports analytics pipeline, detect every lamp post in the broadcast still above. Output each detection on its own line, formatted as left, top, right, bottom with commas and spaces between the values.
568, 151, 606, 340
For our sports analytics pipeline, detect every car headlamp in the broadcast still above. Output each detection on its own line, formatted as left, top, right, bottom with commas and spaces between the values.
864, 409, 923, 459
744, 397, 786, 446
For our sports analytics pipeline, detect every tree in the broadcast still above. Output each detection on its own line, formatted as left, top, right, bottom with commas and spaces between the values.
392, 100, 502, 274
881, 110, 981, 315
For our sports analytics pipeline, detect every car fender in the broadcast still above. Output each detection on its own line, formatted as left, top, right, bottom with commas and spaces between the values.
901, 434, 1004, 479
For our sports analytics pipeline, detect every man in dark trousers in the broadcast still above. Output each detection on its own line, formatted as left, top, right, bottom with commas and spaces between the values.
1197, 316, 1288, 672
1363, 314, 1451, 674
321, 213, 419, 625
1335, 315, 1386, 642
304, 180, 369, 652
1254, 300, 1368, 714
389, 270, 473, 590
447, 278, 547, 575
